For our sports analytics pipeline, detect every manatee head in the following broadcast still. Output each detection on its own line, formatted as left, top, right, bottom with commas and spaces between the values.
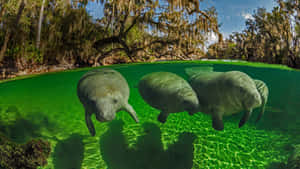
93, 95, 123, 122
179, 89, 199, 115
243, 90, 262, 109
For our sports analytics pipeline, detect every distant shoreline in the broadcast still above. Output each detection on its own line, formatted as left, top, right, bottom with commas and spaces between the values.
0, 59, 297, 83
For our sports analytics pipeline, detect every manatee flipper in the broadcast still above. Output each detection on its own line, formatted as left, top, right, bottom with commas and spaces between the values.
85, 111, 95, 136
123, 103, 139, 123
239, 109, 253, 128
256, 105, 265, 123
158, 111, 169, 123
212, 112, 224, 131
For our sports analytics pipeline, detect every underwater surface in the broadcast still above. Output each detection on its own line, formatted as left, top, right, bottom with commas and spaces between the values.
0, 62, 299, 169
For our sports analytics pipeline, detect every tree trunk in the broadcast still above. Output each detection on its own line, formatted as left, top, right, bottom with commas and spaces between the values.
36, 0, 46, 49
0, 30, 11, 63
0, 0, 25, 63
93, 54, 102, 67
0, 1, 7, 23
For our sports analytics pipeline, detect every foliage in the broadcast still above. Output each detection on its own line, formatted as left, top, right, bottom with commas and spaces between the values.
207, 0, 300, 68
0, 0, 220, 73
93, 0, 220, 61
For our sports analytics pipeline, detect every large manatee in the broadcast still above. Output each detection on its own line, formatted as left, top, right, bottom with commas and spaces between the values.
185, 67, 263, 131
138, 72, 199, 123
77, 68, 139, 136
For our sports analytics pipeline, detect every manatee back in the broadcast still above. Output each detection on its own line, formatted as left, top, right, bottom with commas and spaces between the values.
138, 72, 196, 112
219, 71, 261, 113
77, 68, 130, 103
185, 66, 214, 79
188, 71, 223, 106
218, 71, 258, 94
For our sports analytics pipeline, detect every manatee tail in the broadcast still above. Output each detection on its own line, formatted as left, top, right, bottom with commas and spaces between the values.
253, 79, 269, 123
184, 66, 214, 78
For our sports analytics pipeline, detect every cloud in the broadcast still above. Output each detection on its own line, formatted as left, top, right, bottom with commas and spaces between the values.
242, 13, 254, 20
202, 32, 219, 52
207, 32, 218, 43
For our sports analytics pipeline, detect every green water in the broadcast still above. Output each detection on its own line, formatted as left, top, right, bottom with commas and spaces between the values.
0, 62, 299, 169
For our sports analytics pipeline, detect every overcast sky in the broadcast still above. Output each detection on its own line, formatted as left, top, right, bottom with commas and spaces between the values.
86, 0, 278, 42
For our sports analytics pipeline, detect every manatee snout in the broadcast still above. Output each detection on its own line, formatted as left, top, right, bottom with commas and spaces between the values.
95, 111, 116, 122
244, 91, 262, 109
94, 98, 119, 122
182, 96, 199, 115
180, 89, 199, 115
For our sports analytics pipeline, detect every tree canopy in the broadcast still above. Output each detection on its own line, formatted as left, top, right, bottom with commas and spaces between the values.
0, 0, 220, 73
207, 0, 300, 68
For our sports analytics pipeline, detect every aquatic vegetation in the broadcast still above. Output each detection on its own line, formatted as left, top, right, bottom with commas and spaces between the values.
287, 144, 300, 169
0, 134, 51, 169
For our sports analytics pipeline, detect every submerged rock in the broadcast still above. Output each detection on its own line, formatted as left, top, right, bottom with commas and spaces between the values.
138, 72, 199, 123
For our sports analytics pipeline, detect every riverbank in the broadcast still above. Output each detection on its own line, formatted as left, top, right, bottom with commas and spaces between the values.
0, 59, 297, 83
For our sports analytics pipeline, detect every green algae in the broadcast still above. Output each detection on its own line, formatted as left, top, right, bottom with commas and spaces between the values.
0, 62, 299, 169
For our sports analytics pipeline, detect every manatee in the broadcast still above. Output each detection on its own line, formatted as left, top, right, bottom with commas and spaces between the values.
185, 67, 262, 131
138, 72, 199, 123
253, 79, 269, 122
77, 68, 139, 136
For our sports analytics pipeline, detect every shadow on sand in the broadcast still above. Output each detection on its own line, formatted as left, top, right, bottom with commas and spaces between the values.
0, 105, 57, 143
100, 120, 196, 169
53, 134, 85, 169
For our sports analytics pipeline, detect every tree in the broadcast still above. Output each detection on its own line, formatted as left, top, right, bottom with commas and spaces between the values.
209, 0, 300, 68
36, 0, 46, 49
0, 0, 222, 76
93, 0, 220, 61
0, 0, 25, 63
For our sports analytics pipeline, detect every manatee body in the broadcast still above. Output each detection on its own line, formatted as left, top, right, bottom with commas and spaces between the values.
185, 67, 262, 131
77, 68, 139, 136
138, 72, 199, 123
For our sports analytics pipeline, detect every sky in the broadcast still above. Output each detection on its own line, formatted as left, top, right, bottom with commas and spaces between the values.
86, 0, 278, 41
199, 0, 277, 38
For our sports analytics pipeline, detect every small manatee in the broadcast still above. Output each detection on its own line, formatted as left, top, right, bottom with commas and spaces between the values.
253, 79, 269, 122
185, 67, 262, 131
138, 72, 199, 123
77, 68, 139, 136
